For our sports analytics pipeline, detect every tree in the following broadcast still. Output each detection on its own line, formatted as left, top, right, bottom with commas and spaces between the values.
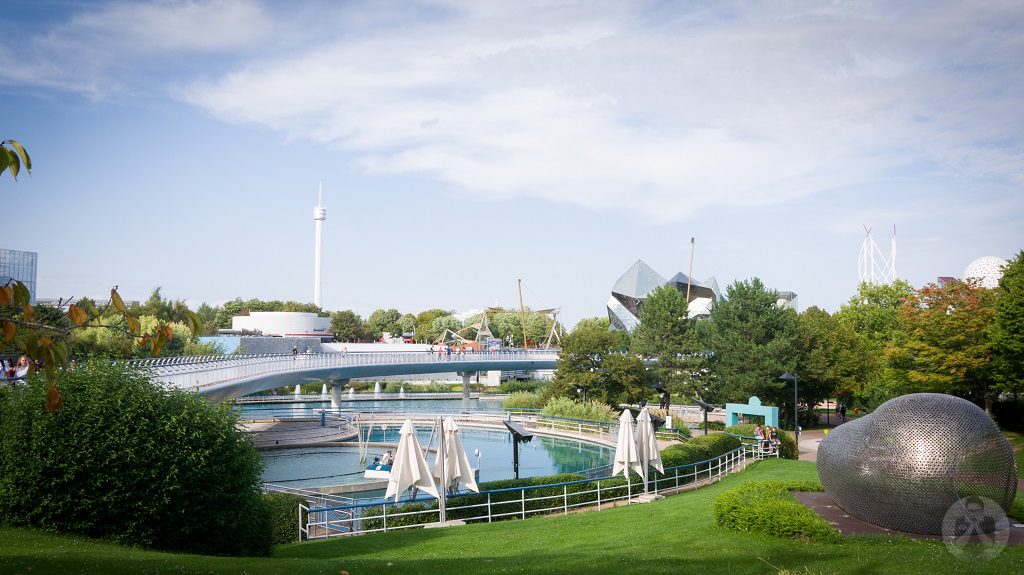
1, 140, 199, 409
602, 352, 654, 406
898, 281, 998, 411
793, 307, 874, 425
365, 308, 403, 340
330, 310, 364, 342
835, 280, 916, 407
631, 285, 701, 399
702, 278, 797, 422
414, 309, 450, 343
398, 313, 417, 336
431, 315, 462, 340
552, 320, 621, 404
992, 251, 1024, 396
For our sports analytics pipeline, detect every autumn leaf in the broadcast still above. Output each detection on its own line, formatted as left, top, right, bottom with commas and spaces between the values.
67, 303, 89, 326
46, 384, 63, 412
0, 284, 12, 306
111, 288, 126, 313
22, 303, 35, 323
125, 314, 140, 334
1, 321, 14, 343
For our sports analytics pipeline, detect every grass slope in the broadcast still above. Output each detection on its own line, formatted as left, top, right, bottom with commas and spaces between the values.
2, 460, 1021, 574
1005, 431, 1024, 472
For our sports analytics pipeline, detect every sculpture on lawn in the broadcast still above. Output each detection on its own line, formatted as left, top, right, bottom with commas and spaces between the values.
817, 393, 1018, 534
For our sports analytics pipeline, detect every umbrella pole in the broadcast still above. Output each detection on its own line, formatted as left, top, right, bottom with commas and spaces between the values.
438, 417, 447, 524
627, 471, 631, 504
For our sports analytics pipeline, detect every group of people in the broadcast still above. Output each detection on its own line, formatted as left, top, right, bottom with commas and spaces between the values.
753, 424, 781, 454
1, 355, 32, 382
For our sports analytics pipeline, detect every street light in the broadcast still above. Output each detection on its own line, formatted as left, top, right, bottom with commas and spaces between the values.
573, 384, 587, 403
779, 371, 799, 449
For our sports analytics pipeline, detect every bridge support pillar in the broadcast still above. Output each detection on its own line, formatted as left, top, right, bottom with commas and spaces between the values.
330, 380, 349, 409
461, 373, 473, 400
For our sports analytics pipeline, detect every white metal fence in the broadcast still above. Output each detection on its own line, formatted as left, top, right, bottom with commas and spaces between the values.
125, 350, 559, 391
299, 442, 778, 539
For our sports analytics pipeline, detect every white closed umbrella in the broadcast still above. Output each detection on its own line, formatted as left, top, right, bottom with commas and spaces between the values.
434, 416, 479, 494
612, 409, 643, 501
634, 407, 664, 493
384, 419, 440, 502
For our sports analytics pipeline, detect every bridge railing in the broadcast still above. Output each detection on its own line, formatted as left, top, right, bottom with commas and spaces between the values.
301, 442, 774, 539
129, 350, 559, 391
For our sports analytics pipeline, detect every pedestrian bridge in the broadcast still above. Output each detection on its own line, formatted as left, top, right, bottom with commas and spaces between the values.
128, 350, 559, 402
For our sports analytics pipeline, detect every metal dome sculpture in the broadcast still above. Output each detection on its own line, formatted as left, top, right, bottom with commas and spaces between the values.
817, 393, 1018, 535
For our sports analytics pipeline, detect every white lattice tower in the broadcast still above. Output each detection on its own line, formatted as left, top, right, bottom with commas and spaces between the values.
858, 225, 896, 284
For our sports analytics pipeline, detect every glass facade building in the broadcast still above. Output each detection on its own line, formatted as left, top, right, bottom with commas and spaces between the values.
0, 248, 38, 304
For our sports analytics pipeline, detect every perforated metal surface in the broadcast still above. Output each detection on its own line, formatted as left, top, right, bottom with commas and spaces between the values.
817, 393, 1018, 535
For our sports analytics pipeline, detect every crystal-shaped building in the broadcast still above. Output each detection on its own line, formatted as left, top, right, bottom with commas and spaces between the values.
606, 259, 724, 330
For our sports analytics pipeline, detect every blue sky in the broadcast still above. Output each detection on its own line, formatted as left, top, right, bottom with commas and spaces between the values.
2, 0, 1022, 327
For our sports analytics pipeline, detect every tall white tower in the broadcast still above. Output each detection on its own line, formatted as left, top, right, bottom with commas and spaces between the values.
857, 225, 896, 285
313, 183, 326, 308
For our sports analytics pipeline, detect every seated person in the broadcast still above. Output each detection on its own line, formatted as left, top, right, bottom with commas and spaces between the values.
380, 449, 393, 466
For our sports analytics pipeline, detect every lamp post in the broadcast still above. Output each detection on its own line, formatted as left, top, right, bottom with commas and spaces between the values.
574, 384, 587, 403
779, 372, 799, 449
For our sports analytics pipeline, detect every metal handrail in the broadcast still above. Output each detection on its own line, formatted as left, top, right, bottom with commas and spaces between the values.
300, 442, 776, 539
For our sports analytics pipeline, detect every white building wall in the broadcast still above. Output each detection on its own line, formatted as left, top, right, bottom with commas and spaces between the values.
231, 311, 331, 338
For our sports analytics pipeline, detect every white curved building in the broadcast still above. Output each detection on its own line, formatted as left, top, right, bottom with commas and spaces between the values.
230, 311, 331, 338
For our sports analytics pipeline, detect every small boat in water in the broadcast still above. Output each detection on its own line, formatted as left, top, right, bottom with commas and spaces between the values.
364, 463, 392, 479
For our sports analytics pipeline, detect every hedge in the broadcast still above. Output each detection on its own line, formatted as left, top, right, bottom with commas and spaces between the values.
263, 492, 307, 545
658, 433, 742, 484
361, 472, 636, 529
713, 480, 840, 542
0, 363, 271, 556
725, 423, 798, 459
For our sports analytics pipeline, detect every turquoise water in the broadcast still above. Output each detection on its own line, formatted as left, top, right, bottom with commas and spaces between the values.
260, 425, 612, 493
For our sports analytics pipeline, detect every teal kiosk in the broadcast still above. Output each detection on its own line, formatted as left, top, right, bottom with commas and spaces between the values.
725, 396, 779, 427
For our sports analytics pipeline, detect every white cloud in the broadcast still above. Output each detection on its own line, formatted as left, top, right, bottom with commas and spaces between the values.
6, 1, 1023, 222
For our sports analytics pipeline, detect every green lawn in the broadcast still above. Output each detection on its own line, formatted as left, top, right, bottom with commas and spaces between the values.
1006, 431, 1024, 472
2, 459, 1021, 575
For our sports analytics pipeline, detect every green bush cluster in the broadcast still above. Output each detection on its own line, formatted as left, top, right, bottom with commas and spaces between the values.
499, 380, 547, 394
503, 391, 546, 410
725, 423, 798, 459
659, 433, 743, 482
713, 480, 840, 542
541, 397, 618, 421
263, 492, 307, 545
0, 363, 271, 556
361, 501, 435, 531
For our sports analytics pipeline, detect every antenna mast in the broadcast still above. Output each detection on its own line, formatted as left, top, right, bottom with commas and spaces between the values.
313, 182, 326, 308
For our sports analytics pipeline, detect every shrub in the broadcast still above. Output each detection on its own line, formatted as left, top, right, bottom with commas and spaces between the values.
263, 492, 307, 545
704, 420, 726, 431
713, 480, 839, 542
362, 502, 435, 530
541, 397, 618, 421
503, 391, 545, 410
0, 363, 271, 556
725, 423, 798, 459
499, 380, 547, 394
660, 442, 712, 470
693, 432, 742, 457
